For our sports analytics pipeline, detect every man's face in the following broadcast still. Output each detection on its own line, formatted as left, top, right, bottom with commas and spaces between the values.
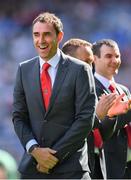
75, 46, 94, 65
94, 44, 121, 79
33, 22, 63, 61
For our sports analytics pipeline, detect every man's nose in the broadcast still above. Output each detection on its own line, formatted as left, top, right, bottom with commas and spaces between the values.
39, 35, 46, 43
112, 57, 119, 64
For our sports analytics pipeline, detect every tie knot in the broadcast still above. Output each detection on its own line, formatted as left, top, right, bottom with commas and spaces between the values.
109, 83, 116, 93
43, 63, 50, 71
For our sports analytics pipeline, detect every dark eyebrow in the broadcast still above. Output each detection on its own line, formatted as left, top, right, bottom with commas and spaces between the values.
33, 32, 39, 34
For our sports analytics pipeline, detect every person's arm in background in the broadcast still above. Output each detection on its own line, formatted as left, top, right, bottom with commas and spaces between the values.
93, 93, 118, 141
94, 87, 131, 141
100, 94, 131, 140
108, 86, 131, 131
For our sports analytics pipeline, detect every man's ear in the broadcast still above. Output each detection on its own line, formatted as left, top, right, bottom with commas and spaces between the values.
93, 55, 97, 64
57, 31, 64, 43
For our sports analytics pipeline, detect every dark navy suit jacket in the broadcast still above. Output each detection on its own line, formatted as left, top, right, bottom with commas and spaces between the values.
12, 51, 96, 176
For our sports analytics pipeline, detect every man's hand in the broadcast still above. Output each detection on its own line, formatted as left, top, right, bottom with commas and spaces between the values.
36, 163, 50, 174
108, 94, 131, 117
31, 147, 59, 173
96, 93, 117, 120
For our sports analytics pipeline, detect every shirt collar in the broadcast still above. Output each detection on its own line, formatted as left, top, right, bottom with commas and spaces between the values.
94, 72, 115, 89
39, 49, 61, 70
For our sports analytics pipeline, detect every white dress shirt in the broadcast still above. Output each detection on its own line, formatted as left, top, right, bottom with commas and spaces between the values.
94, 72, 115, 93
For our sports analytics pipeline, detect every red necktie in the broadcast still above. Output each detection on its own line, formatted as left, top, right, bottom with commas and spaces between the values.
109, 83, 116, 93
41, 63, 52, 110
93, 128, 103, 148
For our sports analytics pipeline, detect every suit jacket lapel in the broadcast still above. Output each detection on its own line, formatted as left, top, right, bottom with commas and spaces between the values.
116, 84, 129, 101
45, 53, 69, 116
31, 57, 46, 114
95, 78, 110, 94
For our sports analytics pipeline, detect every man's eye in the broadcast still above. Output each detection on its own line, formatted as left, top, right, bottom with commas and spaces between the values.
45, 32, 51, 36
33, 33, 39, 37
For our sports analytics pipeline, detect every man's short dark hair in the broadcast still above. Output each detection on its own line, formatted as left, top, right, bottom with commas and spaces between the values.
32, 12, 63, 35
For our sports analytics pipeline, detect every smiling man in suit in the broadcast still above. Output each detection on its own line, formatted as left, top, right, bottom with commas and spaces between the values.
92, 38, 131, 179
12, 12, 96, 179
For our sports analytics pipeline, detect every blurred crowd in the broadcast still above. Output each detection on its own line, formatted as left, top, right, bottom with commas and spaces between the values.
0, 0, 131, 165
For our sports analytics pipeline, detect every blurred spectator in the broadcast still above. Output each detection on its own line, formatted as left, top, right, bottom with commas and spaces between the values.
0, 149, 19, 179
0, 163, 7, 179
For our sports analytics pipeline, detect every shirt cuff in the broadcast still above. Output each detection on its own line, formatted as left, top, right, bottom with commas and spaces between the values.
26, 139, 38, 152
